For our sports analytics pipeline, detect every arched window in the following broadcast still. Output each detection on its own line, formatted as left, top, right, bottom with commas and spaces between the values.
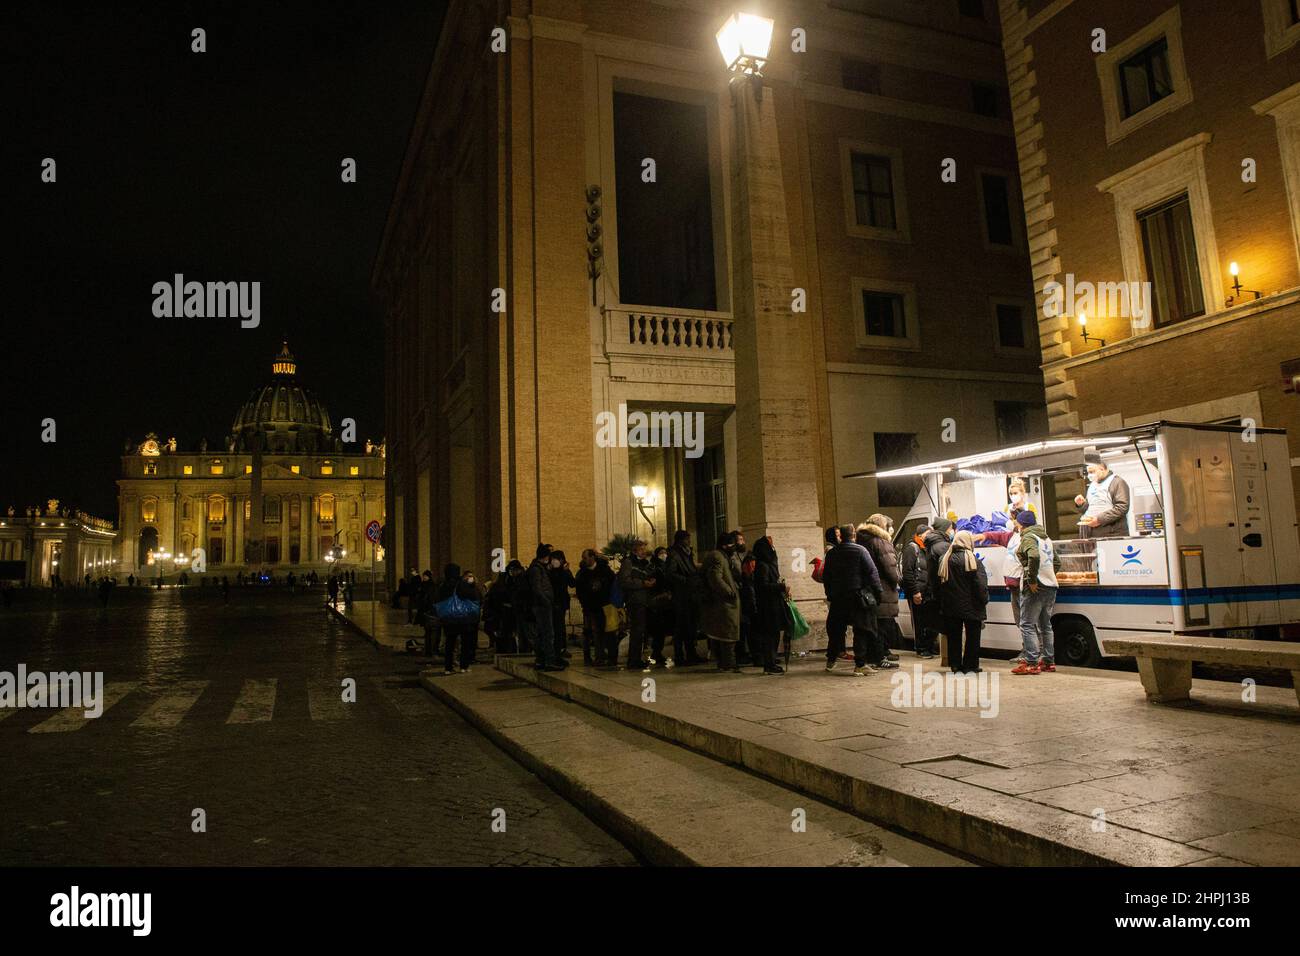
350, 499, 359, 517
319, 494, 335, 522
208, 496, 226, 523
181, 498, 191, 519
263, 495, 281, 523
141, 497, 158, 523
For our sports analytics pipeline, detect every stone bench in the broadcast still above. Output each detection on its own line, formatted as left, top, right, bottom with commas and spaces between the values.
1102, 634, 1300, 706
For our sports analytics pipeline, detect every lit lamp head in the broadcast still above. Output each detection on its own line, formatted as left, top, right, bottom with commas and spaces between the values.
1224, 259, 1260, 304
632, 485, 648, 501
1078, 310, 1104, 348
716, 12, 774, 88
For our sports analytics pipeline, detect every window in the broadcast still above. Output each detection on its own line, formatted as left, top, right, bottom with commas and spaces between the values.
841, 142, 909, 241
263, 496, 280, 523
245, 465, 253, 474
290, 464, 300, 474
182, 465, 193, 475
141, 497, 157, 523
1095, 9, 1190, 144
319, 495, 335, 521
182, 499, 191, 519
289, 497, 301, 527
1119, 38, 1172, 119
349, 465, 359, 476
244, 499, 251, 520
1263, 0, 1300, 57
979, 172, 1016, 247
995, 401, 1036, 446
143, 461, 157, 475
873, 433, 921, 508
850, 152, 896, 230
994, 301, 1028, 349
971, 82, 998, 118
266, 538, 280, 563
863, 292, 906, 339
208, 496, 226, 523
958, 0, 984, 18
841, 58, 881, 95
210, 461, 224, 475
350, 500, 359, 518
1138, 193, 1205, 328
321, 465, 334, 476
852, 278, 920, 349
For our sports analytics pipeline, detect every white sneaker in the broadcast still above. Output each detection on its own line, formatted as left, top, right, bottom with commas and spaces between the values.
853, 665, 876, 677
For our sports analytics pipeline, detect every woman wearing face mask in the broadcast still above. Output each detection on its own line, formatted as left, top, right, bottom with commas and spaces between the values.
440, 565, 484, 675
548, 550, 576, 661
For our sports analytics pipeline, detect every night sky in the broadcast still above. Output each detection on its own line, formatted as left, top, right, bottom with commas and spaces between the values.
3, 1, 447, 518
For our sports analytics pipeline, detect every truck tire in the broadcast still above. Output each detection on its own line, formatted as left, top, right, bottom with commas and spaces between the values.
1053, 617, 1100, 668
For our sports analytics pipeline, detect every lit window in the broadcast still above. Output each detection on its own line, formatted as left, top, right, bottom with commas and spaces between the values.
210, 460, 224, 475
321, 465, 334, 476
209, 496, 226, 522
244, 500, 251, 520
1138, 193, 1205, 327
349, 466, 359, 476
290, 465, 300, 474
319, 495, 335, 521
183, 465, 193, 475
141, 497, 158, 522
245, 465, 253, 474
144, 461, 157, 475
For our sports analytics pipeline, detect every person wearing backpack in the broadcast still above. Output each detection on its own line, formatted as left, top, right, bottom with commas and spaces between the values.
576, 548, 617, 666
663, 529, 704, 665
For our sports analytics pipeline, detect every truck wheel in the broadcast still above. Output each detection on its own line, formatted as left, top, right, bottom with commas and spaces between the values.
1054, 618, 1100, 668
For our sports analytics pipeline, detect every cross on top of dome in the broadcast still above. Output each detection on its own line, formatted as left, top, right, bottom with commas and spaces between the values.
272, 340, 297, 377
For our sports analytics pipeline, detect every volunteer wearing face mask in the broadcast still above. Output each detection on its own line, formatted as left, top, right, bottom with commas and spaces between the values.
1007, 478, 1033, 518
1073, 451, 1131, 539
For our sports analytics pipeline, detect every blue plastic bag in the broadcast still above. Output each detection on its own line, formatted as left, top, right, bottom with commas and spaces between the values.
435, 593, 481, 623
609, 577, 625, 609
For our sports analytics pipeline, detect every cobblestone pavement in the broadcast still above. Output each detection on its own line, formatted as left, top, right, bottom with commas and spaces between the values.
0, 587, 636, 866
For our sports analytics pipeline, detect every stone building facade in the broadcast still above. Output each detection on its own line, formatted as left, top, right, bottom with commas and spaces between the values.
115, 344, 386, 578
373, 0, 1044, 588
997, 0, 1300, 520
0, 502, 117, 587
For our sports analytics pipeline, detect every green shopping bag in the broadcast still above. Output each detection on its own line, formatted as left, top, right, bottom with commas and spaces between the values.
784, 599, 810, 639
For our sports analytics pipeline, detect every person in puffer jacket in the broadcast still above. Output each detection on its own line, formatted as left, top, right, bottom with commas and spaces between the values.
858, 515, 902, 661
936, 530, 988, 674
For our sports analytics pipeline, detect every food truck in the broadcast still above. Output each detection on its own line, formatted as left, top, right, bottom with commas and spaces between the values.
848, 422, 1300, 667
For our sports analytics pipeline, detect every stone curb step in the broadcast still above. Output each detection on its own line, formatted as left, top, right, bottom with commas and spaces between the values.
420, 667, 970, 867
493, 657, 1217, 867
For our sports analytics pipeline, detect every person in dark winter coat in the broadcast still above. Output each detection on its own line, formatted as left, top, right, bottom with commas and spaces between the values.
442, 569, 484, 674
547, 550, 576, 661
646, 547, 674, 669
937, 530, 988, 674
750, 535, 787, 674
504, 560, 532, 653
858, 515, 902, 660
731, 530, 757, 665
417, 569, 438, 656
618, 540, 657, 670
662, 530, 704, 665
919, 518, 955, 658
576, 549, 617, 666
483, 565, 518, 654
821, 524, 889, 675
528, 544, 563, 670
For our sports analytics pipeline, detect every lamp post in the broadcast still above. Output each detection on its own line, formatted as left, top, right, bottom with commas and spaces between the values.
716, 10, 826, 627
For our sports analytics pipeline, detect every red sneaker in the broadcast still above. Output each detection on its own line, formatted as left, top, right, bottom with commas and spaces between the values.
1040, 662, 1056, 672
1010, 662, 1040, 675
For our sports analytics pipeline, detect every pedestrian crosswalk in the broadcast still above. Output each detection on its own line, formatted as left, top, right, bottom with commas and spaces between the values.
3, 676, 438, 734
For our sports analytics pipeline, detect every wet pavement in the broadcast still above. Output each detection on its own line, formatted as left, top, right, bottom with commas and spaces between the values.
0, 586, 636, 866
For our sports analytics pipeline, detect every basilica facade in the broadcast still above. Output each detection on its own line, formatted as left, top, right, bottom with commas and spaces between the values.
115, 343, 386, 578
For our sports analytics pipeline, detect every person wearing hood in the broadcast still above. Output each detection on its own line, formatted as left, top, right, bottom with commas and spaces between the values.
821, 523, 888, 676
528, 544, 564, 671
547, 549, 576, 661
750, 535, 787, 674
901, 523, 937, 658
576, 548, 617, 666
442, 567, 484, 675
617, 540, 656, 671
699, 533, 742, 672
858, 515, 902, 661
1012, 511, 1061, 674
1074, 451, 1131, 539
937, 530, 988, 674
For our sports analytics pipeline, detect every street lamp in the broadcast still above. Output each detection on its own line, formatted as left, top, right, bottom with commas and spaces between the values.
632, 484, 658, 539
715, 11, 774, 83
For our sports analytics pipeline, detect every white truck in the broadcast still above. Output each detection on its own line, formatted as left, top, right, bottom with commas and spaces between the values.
849, 422, 1300, 667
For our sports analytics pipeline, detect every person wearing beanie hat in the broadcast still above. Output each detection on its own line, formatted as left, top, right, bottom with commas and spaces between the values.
902, 524, 938, 658
917, 520, 954, 661
931, 516, 954, 536
1074, 453, 1131, 538
1013, 511, 1062, 674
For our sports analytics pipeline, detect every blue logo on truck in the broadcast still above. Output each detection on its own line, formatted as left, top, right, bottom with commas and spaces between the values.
1120, 546, 1142, 566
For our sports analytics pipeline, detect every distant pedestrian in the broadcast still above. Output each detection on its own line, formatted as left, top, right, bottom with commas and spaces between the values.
221, 575, 230, 603
442, 569, 483, 675
821, 524, 886, 676
937, 530, 988, 674
1012, 511, 1061, 675
699, 533, 742, 672
548, 550, 576, 661
663, 530, 704, 665
327, 574, 339, 608
750, 535, 787, 674
617, 540, 655, 671
576, 549, 617, 667
528, 544, 563, 671
858, 516, 902, 662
